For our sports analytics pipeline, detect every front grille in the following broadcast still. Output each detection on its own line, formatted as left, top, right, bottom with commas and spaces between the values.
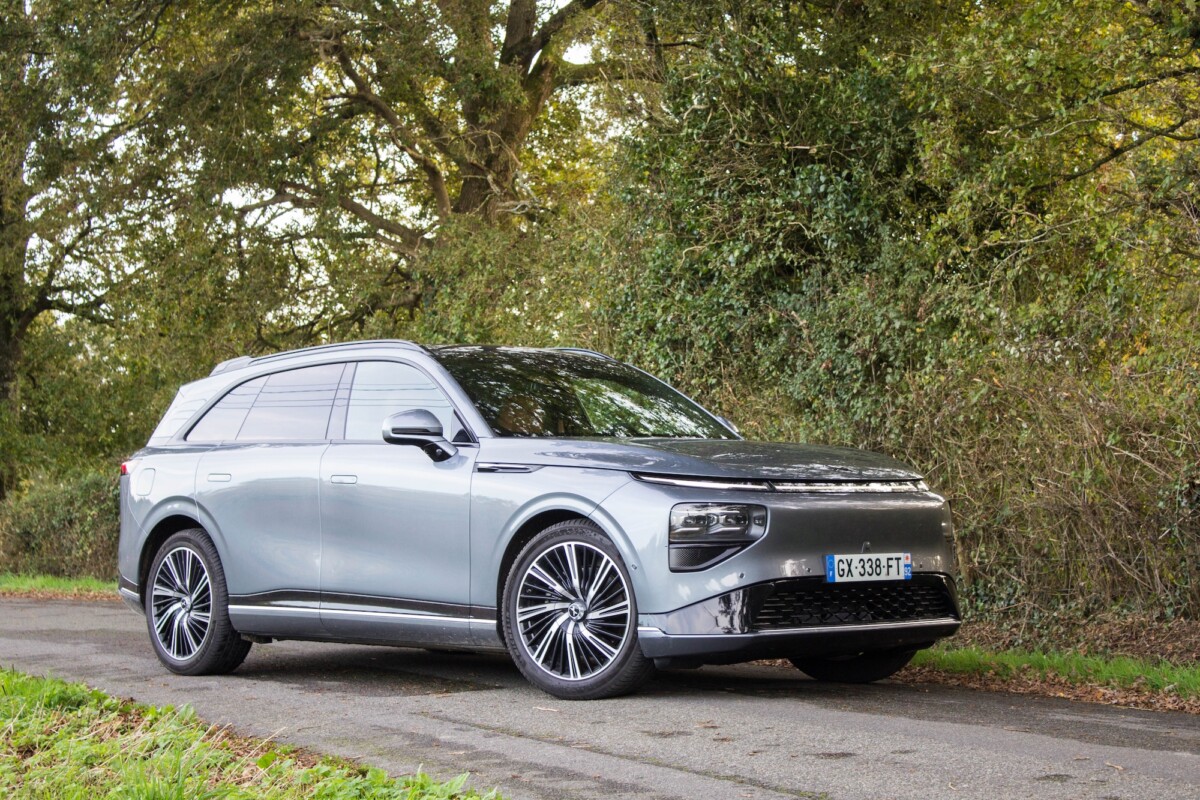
751, 576, 958, 630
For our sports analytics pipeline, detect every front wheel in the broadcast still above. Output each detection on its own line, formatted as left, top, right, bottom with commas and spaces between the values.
502, 521, 654, 699
145, 528, 251, 675
790, 648, 916, 683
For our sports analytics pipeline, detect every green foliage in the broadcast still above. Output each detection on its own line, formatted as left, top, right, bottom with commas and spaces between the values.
2, 0, 1198, 635
911, 644, 1200, 699
596, 0, 1200, 620
0, 573, 114, 596
0, 668, 502, 798
0, 470, 119, 580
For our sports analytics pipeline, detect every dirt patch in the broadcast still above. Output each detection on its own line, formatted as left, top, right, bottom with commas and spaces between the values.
0, 589, 119, 602
954, 614, 1200, 664
897, 663, 1200, 715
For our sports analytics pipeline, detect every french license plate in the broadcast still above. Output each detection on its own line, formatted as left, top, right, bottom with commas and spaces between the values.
825, 553, 911, 583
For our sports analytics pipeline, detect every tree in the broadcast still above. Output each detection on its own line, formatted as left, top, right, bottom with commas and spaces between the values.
136, 0, 669, 339
0, 1, 171, 494
603, 0, 1200, 616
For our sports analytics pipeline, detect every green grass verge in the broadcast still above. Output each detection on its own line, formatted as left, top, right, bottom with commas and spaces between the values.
0, 668, 502, 799
0, 573, 114, 596
912, 644, 1200, 698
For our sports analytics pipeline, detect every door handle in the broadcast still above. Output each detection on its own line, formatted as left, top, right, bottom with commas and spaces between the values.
207, 473, 232, 483
330, 474, 358, 485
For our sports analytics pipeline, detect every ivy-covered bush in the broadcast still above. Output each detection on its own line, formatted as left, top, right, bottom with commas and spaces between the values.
0, 470, 119, 580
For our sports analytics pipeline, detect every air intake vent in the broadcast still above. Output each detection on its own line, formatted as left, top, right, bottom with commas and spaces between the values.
751, 575, 958, 630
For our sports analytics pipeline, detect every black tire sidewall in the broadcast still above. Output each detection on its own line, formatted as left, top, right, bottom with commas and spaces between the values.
502, 521, 651, 700
791, 648, 917, 683
144, 528, 240, 676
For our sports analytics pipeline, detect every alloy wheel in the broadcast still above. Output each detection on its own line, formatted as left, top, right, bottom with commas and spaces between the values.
515, 541, 632, 681
150, 545, 213, 661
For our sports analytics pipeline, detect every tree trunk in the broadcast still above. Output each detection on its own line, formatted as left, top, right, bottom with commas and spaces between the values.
0, 153, 32, 500
452, 63, 558, 219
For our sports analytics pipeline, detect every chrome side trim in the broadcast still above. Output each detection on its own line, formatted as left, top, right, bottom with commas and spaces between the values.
321, 608, 475, 625
229, 605, 478, 626
663, 617, 959, 638
228, 604, 321, 615
475, 463, 544, 474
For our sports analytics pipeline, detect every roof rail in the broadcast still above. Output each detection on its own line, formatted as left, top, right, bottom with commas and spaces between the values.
251, 339, 426, 365
210, 356, 253, 376
211, 340, 426, 376
551, 347, 616, 361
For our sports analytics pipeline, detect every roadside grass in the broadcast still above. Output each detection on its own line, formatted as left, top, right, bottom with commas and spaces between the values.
0, 573, 115, 599
911, 644, 1200, 702
0, 668, 502, 799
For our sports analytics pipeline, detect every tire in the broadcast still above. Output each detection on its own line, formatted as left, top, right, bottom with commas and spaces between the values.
144, 528, 251, 676
502, 520, 654, 700
790, 648, 916, 684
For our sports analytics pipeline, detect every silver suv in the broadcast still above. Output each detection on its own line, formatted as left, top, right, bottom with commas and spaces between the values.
119, 341, 960, 699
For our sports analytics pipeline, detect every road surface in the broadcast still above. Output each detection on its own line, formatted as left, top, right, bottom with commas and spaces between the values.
1, 598, 1196, 799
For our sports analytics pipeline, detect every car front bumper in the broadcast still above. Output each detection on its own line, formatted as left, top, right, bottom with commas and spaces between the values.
636, 572, 961, 666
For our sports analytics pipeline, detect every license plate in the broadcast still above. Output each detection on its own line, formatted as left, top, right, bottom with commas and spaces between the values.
825, 553, 911, 583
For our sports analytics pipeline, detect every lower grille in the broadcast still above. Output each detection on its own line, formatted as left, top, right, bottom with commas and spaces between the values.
751, 576, 958, 630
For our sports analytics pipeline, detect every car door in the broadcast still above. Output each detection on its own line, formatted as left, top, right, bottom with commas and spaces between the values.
191, 363, 345, 635
319, 360, 477, 645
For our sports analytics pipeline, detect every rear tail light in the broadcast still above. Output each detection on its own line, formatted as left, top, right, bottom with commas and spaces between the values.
120, 460, 137, 476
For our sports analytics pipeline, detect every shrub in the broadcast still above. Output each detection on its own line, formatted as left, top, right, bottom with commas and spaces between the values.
0, 470, 119, 580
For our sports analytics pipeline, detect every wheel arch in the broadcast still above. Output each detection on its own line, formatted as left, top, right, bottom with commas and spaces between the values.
494, 509, 588, 642
493, 504, 642, 643
138, 514, 206, 605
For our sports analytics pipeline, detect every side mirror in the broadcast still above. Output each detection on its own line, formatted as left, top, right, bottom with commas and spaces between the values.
382, 409, 458, 462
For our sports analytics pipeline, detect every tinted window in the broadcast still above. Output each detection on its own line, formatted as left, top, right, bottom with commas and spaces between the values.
236, 364, 344, 441
344, 361, 458, 441
433, 348, 734, 439
186, 376, 267, 442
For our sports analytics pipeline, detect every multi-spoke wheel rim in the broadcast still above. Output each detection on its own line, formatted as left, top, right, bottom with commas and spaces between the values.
516, 541, 632, 681
150, 546, 212, 662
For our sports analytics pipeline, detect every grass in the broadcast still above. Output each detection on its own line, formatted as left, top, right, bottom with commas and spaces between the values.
912, 644, 1200, 699
0, 668, 502, 799
0, 573, 115, 598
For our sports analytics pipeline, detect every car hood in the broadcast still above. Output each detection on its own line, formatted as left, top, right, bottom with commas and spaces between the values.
475, 437, 923, 481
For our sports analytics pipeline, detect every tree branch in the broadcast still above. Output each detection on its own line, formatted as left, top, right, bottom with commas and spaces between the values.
1035, 116, 1200, 192
557, 59, 645, 87
508, 0, 605, 72
327, 46, 455, 218
278, 181, 425, 252
500, 0, 538, 66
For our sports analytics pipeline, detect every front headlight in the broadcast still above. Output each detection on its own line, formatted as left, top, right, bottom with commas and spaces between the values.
668, 503, 766, 571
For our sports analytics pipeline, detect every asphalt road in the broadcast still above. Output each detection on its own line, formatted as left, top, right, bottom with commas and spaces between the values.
2, 598, 1197, 799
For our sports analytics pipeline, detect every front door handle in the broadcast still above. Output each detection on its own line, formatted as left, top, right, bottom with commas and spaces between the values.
330, 474, 358, 485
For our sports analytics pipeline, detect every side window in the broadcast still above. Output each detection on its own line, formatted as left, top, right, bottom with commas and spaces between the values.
344, 361, 460, 441
186, 376, 267, 443
236, 363, 345, 442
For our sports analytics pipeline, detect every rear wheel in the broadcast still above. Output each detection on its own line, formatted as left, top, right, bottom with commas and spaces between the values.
502, 520, 653, 699
790, 649, 916, 683
145, 529, 250, 675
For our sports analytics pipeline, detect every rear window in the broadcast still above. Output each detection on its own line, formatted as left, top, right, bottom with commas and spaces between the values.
186, 364, 344, 443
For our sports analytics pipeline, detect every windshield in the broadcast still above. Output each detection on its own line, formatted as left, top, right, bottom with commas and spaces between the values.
433, 348, 735, 439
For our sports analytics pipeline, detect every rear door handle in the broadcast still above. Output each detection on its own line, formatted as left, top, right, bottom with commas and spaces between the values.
207, 473, 232, 483
330, 474, 358, 485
